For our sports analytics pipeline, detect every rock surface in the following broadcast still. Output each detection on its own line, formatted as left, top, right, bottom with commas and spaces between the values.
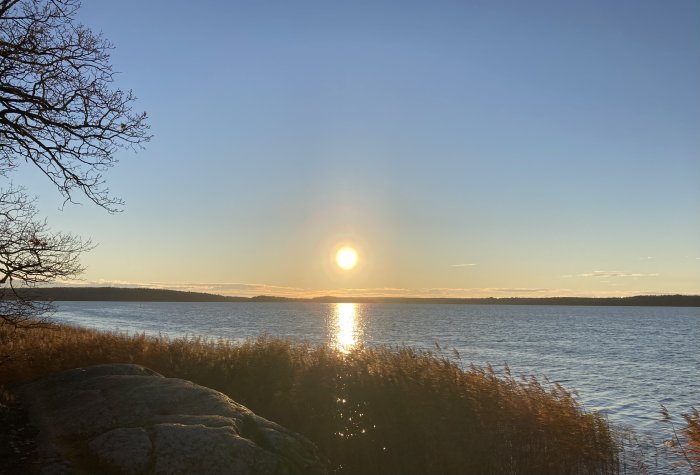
17, 364, 327, 475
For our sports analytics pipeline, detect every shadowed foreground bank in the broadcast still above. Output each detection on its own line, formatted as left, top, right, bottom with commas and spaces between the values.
1, 324, 620, 474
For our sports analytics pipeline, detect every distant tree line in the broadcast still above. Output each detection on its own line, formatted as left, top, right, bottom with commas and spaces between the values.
308, 295, 700, 307
6, 287, 700, 307
13, 287, 239, 302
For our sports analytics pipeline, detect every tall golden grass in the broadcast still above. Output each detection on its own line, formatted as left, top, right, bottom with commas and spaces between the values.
683, 408, 700, 472
663, 404, 700, 473
0, 323, 620, 475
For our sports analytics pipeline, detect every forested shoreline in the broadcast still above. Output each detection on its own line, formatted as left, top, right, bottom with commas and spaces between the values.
11, 287, 700, 306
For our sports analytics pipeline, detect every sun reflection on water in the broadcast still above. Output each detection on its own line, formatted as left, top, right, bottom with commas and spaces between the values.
329, 303, 373, 441
331, 303, 363, 353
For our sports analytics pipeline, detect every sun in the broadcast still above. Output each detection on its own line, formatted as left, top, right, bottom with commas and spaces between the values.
336, 246, 358, 270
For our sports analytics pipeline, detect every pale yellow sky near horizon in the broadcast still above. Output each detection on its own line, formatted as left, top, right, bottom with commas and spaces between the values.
35, 183, 700, 299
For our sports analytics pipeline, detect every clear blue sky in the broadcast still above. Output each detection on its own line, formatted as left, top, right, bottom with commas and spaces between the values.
20, 0, 700, 297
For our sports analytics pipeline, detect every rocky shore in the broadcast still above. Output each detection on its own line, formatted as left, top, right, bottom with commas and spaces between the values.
6, 364, 328, 475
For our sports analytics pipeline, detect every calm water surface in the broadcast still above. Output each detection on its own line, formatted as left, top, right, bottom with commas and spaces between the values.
53, 302, 699, 473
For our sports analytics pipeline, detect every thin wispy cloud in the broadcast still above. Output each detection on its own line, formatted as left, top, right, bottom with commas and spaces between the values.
50, 279, 658, 299
577, 271, 659, 278
450, 263, 477, 267
52, 280, 309, 298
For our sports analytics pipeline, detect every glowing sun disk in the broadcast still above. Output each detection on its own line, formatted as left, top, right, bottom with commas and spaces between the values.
336, 246, 358, 270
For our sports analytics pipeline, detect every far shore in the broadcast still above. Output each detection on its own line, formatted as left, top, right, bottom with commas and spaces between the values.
11, 287, 700, 307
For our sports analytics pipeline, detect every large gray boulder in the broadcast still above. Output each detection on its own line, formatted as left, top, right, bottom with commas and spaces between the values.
17, 364, 328, 475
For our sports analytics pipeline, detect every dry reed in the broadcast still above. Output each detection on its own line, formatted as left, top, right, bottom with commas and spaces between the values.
0, 323, 620, 475
684, 408, 700, 472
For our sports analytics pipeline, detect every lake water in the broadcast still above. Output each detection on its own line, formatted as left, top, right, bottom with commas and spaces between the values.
52, 301, 699, 474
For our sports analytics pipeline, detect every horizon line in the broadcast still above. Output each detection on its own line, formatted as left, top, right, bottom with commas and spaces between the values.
32, 286, 700, 301
42, 280, 700, 300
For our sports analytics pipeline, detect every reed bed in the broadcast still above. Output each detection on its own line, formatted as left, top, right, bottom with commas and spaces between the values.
0, 323, 620, 475
684, 408, 700, 472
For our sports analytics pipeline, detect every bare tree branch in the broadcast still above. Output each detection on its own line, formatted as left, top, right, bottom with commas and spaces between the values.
0, 186, 92, 326
0, 0, 150, 326
1, 0, 151, 211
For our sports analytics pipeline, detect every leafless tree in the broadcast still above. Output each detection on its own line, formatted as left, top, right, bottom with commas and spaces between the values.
0, 187, 91, 326
0, 0, 150, 325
